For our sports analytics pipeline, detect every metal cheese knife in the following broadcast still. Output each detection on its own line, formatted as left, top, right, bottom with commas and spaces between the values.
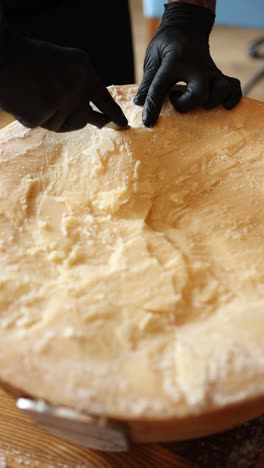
16, 397, 129, 452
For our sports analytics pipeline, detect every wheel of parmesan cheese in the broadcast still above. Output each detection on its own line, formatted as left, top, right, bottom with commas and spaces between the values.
0, 85, 264, 445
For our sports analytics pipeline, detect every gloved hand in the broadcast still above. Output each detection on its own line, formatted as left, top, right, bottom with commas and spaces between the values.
0, 25, 128, 132
134, 3, 242, 127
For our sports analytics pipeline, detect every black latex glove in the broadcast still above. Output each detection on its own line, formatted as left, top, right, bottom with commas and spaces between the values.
0, 25, 128, 132
134, 3, 242, 127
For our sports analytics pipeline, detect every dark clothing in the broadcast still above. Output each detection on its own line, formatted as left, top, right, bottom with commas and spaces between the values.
3, 0, 135, 85
3, 0, 60, 12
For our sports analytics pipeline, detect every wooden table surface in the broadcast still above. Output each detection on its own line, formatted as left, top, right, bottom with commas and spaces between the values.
0, 388, 194, 468
1, 388, 264, 468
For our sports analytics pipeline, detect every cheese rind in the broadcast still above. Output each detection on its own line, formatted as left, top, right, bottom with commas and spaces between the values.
0, 86, 264, 419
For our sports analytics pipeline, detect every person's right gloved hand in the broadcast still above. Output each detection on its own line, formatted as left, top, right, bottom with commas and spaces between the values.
134, 3, 242, 128
0, 25, 128, 132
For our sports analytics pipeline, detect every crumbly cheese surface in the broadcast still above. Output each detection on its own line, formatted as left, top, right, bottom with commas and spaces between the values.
0, 86, 263, 418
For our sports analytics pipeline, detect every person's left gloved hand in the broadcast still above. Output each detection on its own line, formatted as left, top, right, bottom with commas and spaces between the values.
0, 24, 129, 132
134, 3, 242, 127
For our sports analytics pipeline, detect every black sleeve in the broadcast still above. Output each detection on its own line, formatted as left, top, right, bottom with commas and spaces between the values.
0, 1, 3, 20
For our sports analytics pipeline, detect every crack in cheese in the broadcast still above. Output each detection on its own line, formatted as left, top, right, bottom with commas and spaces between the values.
0, 86, 263, 418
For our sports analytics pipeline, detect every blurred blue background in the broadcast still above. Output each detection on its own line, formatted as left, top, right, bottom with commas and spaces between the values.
142, 0, 264, 29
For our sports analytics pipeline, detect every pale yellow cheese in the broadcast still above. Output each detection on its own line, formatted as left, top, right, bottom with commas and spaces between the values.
0, 86, 263, 419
